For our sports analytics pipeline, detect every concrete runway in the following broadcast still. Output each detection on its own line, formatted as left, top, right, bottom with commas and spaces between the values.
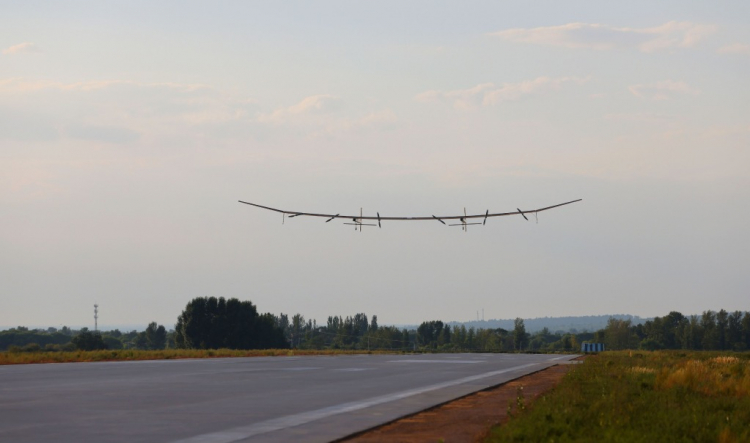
0, 353, 577, 442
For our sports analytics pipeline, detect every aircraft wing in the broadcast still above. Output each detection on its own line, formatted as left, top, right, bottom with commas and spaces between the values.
238, 199, 581, 223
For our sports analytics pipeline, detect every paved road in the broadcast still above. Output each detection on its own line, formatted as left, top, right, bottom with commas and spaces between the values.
0, 353, 576, 443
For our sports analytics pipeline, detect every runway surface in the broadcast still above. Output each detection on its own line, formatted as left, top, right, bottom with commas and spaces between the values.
0, 353, 577, 442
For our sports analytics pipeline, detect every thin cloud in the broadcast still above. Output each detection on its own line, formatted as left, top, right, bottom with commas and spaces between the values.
307, 109, 399, 138
488, 21, 716, 52
416, 76, 589, 110
717, 43, 750, 55
629, 80, 699, 100
2, 42, 41, 55
0, 77, 256, 143
258, 94, 339, 123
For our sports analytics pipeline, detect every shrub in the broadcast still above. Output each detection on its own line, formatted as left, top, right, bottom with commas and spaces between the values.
21, 343, 41, 352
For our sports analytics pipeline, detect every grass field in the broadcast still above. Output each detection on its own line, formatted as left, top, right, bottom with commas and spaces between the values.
0, 348, 400, 365
486, 351, 750, 442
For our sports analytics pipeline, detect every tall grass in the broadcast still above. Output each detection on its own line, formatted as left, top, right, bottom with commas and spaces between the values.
0, 348, 400, 365
486, 351, 750, 442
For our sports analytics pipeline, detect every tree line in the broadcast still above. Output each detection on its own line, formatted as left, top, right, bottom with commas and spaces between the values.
1, 322, 170, 353
2, 299, 748, 353
597, 310, 750, 351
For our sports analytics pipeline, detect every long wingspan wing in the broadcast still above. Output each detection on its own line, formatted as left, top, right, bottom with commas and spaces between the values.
238, 199, 581, 221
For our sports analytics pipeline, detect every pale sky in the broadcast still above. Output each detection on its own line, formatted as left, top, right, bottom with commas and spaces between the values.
2, 1, 749, 330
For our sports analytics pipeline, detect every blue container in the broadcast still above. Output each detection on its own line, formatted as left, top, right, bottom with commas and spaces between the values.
581, 342, 605, 353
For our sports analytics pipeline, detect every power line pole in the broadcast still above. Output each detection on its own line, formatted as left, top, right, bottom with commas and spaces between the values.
94, 304, 98, 331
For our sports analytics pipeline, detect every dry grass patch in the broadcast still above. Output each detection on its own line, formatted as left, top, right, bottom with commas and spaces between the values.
0, 348, 400, 365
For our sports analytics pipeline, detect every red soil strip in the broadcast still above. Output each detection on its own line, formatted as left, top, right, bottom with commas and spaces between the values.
340, 363, 573, 443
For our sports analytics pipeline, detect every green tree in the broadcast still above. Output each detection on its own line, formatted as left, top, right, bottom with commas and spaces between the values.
727, 311, 743, 351
604, 318, 635, 350
742, 312, 750, 350
663, 311, 685, 348
512, 318, 528, 351
701, 311, 718, 350
438, 325, 451, 347
133, 332, 149, 349
467, 328, 475, 350
102, 336, 123, 350
401, 329, 411, 350
175, 297, 287, 350
417, 321, 444, 349
561, 334, 577, 351
291, 314, 305, 348
145, 322, 167, 349
72, 328, 107, 351
716, 309, 729, 350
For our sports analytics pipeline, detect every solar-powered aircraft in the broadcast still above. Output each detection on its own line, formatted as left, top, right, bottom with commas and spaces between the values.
238, 199, 582, 231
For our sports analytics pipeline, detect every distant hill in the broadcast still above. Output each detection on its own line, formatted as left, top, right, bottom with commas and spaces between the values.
447, 314, 649, 333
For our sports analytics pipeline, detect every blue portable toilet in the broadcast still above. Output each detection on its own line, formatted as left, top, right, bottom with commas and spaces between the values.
581, 343, 605, 353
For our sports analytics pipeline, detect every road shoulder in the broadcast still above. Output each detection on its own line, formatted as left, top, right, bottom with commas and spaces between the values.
339, 363, 573, 443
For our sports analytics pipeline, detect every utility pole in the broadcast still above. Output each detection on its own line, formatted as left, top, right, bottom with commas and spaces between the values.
94, 304, 98, 331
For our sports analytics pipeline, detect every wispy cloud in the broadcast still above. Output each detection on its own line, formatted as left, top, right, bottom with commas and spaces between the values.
717, 43, 750, 55
258, 94, 339, 123
489, 21, 716, 52
416, 76, 589, 110
2, 42, 41, 55
307, 109, 399, 138
0, 77, 392, 141
0, 77, 253, 143
629, 80, 699, 100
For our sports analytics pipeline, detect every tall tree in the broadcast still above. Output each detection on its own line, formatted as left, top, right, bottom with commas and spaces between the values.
513, 318, 528, 351
604, 318, 634, 350
727, 311, 743, 351
175, 297, 287, 350
145, 322, 167, 349
401, 329, 410, 350
701, 311, 718, 350
291, 314, 305, 348
716, 309, 729, 350
417, 321, 444, 348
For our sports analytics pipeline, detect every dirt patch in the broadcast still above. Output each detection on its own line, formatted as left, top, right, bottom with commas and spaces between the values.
340, 363, 573, 443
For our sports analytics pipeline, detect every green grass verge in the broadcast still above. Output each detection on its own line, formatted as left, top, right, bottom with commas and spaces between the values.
0, 348, 401, 365
486, 351, 750, 443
